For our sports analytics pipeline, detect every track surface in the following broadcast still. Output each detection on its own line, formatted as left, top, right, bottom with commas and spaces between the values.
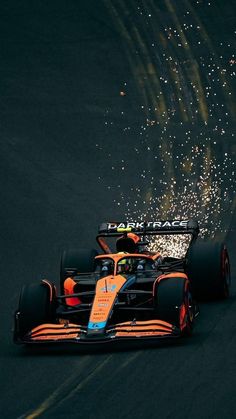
1, 2, 236, 418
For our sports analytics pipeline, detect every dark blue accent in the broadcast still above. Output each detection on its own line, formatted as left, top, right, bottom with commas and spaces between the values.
120, 275, 136, 291
88, 321, 106, 330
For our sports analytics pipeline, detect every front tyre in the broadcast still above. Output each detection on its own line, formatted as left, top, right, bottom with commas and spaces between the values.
14, 281, 56, 341
155, 276, 194, 336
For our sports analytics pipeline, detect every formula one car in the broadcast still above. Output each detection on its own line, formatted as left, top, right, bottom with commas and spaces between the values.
14, 220, 230, 345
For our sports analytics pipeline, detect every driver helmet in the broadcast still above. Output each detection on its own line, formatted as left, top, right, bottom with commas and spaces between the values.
117, 257, 135, 274
116, 233, 140, 253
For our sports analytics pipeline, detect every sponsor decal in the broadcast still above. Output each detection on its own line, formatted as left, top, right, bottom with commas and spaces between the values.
90, 317, 104, 321
88, 321, 106, 330
97, 298, 110, 302
107, 220, 189, 230
100, 284, 117, 292
117, 227, 132, 232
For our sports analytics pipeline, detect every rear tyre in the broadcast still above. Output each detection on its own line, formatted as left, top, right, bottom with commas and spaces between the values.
155, 277, 193, 335
60, 248, 98, 293
14, 281, 56, 340
187, 241, 231, 300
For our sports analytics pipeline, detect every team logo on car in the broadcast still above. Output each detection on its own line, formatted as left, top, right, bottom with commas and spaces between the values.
107, 220, 189, 230
100, 284, 117, 292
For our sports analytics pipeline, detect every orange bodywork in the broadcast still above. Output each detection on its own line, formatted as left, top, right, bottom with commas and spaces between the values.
127, 232, 140, 243
152, 252, 162, 260
157, 272, 188, 282
29, 319, 176, 341
96, 236, 112, 254
28, 322, 177, 342
64, 277, 81, 306
88, 274, 126, 330
113, 319, 175, 337
95, 253, 159, 262
30, 323, 82, 341
18, 254, 191, 344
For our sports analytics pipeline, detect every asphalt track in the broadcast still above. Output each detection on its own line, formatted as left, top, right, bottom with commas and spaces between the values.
1, 1, 236, 418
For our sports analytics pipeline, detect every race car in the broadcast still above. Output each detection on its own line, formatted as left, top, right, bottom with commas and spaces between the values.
14, 219, 230, 345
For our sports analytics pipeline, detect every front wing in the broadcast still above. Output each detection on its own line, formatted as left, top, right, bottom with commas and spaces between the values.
15, 319, 181, 345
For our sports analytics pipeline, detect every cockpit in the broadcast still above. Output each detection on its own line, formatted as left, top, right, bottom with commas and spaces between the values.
94, 255, 156, 278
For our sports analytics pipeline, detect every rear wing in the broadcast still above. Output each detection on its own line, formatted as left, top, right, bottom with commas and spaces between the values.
96, 220, 199, 253
98, 220, 199, 237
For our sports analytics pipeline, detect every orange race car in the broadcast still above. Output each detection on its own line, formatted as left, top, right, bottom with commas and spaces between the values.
14, 220, 230, 345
